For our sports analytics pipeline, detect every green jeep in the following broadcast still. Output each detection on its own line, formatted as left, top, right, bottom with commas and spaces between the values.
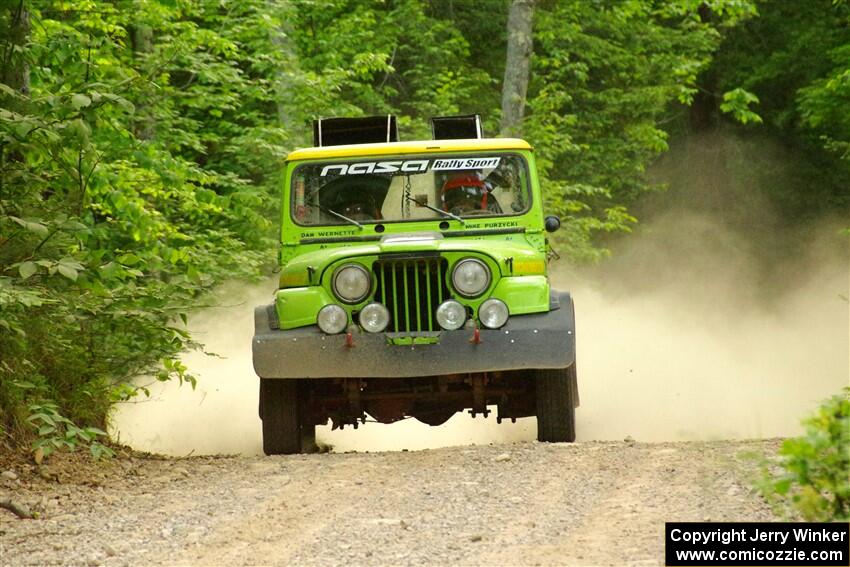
253, 115, 578, 454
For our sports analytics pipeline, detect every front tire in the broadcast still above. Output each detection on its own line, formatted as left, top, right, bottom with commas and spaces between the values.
260, 379, 302, 455
535, 363, 578, 443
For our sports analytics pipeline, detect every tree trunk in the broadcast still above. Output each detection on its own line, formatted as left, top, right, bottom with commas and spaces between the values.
688, 4, 717, 131
268, 0, 310, 147
1, 0, 30, 182
1, 1, 30, 103
272, 27, 297, 127
131, 23, 156, 140
500, 0, 535, 137
269, 6, 302, 142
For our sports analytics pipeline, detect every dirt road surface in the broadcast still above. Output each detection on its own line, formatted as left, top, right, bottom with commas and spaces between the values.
1, 439, 784, 567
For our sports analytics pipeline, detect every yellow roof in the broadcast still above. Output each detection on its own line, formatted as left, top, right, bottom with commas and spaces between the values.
286, 137, 532, 161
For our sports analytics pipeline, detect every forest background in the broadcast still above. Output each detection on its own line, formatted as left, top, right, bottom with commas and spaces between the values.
0, 0, 848, 456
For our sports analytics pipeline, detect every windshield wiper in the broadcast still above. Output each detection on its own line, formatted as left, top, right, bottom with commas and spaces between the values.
403, 194, 465, 225
319, 206, 364, 229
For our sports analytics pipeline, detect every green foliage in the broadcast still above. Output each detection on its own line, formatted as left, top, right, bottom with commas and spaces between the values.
523, 0, 756, 261
720, 88, 762, 124
286, 0, 494, 138
761, 389, 850, 521
27, 401, 114, 460
710, 0, 850, 218
0, 0, 282, 453
4, 380, 113, 459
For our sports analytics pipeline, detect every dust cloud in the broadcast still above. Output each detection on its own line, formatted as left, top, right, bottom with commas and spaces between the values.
110, 282, 270, 456
564, 213, 848, 442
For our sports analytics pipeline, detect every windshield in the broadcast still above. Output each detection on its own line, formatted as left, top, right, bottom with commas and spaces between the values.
290, 153, 530, 226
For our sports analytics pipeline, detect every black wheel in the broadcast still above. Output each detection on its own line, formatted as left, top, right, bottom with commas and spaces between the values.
535, 363, 577, 443
301, 423, 317, 454
260, 379, 302, 455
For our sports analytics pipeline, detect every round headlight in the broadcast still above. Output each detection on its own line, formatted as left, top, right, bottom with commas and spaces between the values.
332, 264, 371, 303
451, 258, 491, 297
478, 298, 509, 329
436, 300, 466, 331
359, 302, 390, 333
317, 304, 348, 334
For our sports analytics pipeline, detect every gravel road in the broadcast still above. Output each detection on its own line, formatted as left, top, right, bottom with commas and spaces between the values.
0, 439, 784, 566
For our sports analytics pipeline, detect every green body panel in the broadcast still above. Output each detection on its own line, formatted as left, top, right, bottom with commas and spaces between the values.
490, 276, 550, 315
278, 236, 547, 288
274, 286, 335, 330
275, 145, 555, 333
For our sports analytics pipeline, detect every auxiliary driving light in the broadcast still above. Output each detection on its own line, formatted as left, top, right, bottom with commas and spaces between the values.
478, 298, 509, 329
332, 263, 371, 303
317, 304, 348, 334
436, 300, 466, 331
359, 302, 390, 333
451, 258, 491, 297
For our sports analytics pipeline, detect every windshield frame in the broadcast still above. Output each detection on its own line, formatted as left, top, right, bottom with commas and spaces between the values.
287, 151, 533, 228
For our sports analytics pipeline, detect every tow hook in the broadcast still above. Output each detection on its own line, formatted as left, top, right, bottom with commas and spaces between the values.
345, 331, 355, 348
470, 326, 481, 345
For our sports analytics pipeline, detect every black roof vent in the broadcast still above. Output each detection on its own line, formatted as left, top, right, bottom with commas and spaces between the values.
313, 115, 398, 147
431, 114, 483, 140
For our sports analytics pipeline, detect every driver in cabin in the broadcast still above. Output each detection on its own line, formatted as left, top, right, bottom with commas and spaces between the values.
337, 194, 382, 221
440, 172, 502, 215
320, 174, 388, 222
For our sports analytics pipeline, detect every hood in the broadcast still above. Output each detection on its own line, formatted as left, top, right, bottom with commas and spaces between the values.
279, 233, 546, 288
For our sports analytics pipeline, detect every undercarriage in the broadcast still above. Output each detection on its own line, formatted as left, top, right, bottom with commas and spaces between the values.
300, 371, 537, 429
258, 365, 578, 454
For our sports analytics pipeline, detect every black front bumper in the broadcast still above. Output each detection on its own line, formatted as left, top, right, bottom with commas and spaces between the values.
252, 292, 575, 379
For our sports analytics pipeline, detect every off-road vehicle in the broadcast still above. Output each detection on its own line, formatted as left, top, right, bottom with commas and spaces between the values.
253, 115, 578, 454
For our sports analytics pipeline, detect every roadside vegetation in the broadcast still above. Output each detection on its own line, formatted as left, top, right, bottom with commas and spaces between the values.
760, 388, 850, 522
1, 0, 847, 458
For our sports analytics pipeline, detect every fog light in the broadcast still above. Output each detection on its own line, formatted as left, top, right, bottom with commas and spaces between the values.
478, 298, 509, 329
436, 300, 466, 330
359, 302, 390, 333
317, 304, 347, 334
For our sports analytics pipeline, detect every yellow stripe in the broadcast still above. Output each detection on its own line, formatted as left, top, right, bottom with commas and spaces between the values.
286, 138, 532, 161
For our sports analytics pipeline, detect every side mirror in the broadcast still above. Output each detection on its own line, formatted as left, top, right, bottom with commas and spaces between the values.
544, 215, 561, 233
